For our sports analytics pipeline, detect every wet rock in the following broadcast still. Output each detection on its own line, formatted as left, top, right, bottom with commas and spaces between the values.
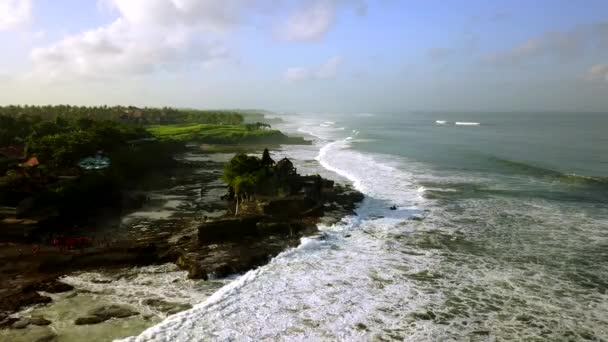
0, 217, 40, 241
355, 323, 368, 331
187, 264, 208, 280
89, 305, 139, 320
74, 315, 105, 325
0, 317, 17, 329
16, 197, 36, 218
175, 255, 208, 280
29, 316, 52, 326
12, 318, 30, 329
166, 304, 192, 315
0, 291, 52, 319
412, 311, 436, 321
121, 192, 148, 211
143, 299, 192, 315
91, 279, 112, 284
333, 190, 364, 211
65, 292, 78, 298
34, 331, 58, 342
25, 280, 74, 294
75, 305, 139, 325
198, 216, 261, 243
263, 197, 317, 218
471, 330, 491, 336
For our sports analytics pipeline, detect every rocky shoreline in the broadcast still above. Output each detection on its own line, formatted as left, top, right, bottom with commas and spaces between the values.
0, 146, 363, 340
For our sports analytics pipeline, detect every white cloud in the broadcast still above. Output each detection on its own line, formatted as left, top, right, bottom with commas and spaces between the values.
282, 1, 337, 42
29, 0, 249, 81
284, 55, 343, 82
0, 0, 32, 31
101, 0, 249, 32
28, 0, 362, 81
585, 64, 608, 82
314, 55, 343, 78
281, 0, 366, 42
284, 67, 311, 82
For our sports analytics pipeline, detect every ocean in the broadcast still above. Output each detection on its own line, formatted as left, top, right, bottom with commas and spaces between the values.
125, 112, 608, 341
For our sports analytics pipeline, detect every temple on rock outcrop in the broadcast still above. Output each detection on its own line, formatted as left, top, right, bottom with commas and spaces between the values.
275, 157, 297, 178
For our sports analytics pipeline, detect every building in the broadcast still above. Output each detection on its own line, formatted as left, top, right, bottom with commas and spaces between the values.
275, 158, 297, 178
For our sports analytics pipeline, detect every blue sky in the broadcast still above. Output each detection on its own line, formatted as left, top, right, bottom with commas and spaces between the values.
0, 0, 607, 112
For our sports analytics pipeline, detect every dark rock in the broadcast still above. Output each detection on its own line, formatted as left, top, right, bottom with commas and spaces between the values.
0, 317, 18, 329
0, 218, 40, 241
166, 304, 192, 315
16, 197, 36, 218
412, 311, 436, 320
175, 254, 208, 280
74, 304, 139, 325
263, 197, 317, 218
301, 205, 325, 217
29, 316, 52, 326
34, 331, 58, 342
25, 280, 74, 294
333, 188, 364, 210
74, 315, 105, 325
89, 305, 139, 320
121, 192, 148, 211
12, 318, 30, 329
187, 264, 208, 280
91, 279, 112, 284
255, 221, 293, 235
0, 291, 52, 317
198, 216, 261, 243
142, 299, 192, 314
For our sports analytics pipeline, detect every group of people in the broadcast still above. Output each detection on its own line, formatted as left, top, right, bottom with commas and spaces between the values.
20, 234, 117, 256
51, 236, 93, 252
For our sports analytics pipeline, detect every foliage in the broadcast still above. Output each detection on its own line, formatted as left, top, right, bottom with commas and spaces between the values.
0, 105, 244, 126
245, 122, 271, 131
146, 124, 300, 144
0, 114, 41, 146
222, 154, 273, 199
27, 120, 148, 168
261, 148, 275, 167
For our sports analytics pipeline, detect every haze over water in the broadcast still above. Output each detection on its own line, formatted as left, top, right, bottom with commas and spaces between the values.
127, 111, 608, 341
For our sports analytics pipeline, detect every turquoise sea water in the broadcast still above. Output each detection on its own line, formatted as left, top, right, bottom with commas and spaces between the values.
338, 111, 608, 340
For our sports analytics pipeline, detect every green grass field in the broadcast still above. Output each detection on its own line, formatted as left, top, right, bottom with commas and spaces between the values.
146, 124, 307, 145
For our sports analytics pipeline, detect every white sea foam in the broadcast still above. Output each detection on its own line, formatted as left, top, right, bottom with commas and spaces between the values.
455, 122, 480, 126
435, 120, 447, 124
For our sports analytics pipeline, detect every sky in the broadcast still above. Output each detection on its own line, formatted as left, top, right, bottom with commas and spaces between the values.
0, 0, 607, 112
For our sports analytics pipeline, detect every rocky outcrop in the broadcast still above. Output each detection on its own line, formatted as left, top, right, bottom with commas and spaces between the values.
8, 316, 51, 329
142, 299, 192, 315
12, 318, 30, 329
263, 197, 318, 218
74, 316, 105, 325
24, 280, 74, 294
74, 305, 139, 325
0, 291, 51, 326
29, 316, 52, 326
197, 216, 261, 243
37, 243, 172, 272
0, 218, 40, 241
